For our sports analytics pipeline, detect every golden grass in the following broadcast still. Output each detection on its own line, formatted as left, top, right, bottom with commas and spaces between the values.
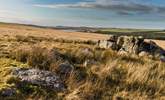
0, 23, 108, 41
0, 23, 164, 99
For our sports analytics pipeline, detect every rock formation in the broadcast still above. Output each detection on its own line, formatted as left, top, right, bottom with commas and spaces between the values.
98, 35, 165, 61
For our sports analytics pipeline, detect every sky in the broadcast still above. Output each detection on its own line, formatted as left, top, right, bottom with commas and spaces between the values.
0, 0, 165, 29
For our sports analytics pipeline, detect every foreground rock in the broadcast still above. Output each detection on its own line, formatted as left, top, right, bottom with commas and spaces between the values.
56, 61, 74, 80
1, 88, 16, 97
98, 35, 165, 61
12, 68, 65, 91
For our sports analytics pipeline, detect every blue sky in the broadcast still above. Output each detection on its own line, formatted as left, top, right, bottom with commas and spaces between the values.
0, 0, 165, 29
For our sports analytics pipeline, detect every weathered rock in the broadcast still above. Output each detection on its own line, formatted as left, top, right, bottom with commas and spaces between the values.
57, 61, 74, 75
138, 51, 149, 57
1, 88, 16, 97
118, 49, 128, 55
116, 36, 124, 49
160, 55, 165, 62
120, 36, 144, 54
97, 35, 165, 61
12, 68, 65, 91
98, 40, 118, 50
108, 35, 118, 42
139, 41, 165, 57
98, 35, 119, 50
98, 36, 144, 53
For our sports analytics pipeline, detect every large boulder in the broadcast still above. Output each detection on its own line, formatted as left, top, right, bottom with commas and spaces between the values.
98, 40, 117, 50
98, 35, 144, 54
98, 35, 119, 50
12, 68, 65, 91
108, 35, 118, 42
139, 41, 165, 57
119, 36, 144, 54
97, 35, 165, 61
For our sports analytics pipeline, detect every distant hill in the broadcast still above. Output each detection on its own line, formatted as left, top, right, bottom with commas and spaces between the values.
0, 22, 165, 40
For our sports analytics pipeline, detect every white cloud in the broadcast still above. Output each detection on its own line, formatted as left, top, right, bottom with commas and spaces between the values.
33, 0, 165, 15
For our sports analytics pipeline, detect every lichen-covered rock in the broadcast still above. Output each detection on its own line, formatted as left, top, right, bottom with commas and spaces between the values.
12, 68, 65, 91
120, 36, 144, 54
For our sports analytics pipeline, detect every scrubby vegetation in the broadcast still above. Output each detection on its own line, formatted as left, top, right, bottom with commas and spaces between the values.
0, 33, 164, 100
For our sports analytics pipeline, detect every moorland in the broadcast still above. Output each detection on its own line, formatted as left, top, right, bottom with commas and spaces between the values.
0, 22, 164, 100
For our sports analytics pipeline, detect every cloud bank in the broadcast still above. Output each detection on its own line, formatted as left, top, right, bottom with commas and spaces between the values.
34, 0, 165, 15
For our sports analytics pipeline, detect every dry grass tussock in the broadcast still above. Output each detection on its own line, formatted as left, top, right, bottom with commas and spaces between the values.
66, 57, 165, 100
7, 42, 164, 100
0, 28, 164, 99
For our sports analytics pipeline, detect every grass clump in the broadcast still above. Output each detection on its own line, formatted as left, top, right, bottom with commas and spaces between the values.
0, 58, 61, 99
13, 46, 65, 70
1, 36, 165, 99
64, 53, 165, 100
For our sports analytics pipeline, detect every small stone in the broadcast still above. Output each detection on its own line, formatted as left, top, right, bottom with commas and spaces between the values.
160, 55, 165, 62
139, 51, 149, 57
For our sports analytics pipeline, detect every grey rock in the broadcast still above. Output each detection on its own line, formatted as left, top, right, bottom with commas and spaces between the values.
58, 62, 74, 75
12, 68, 65, 91
98, 40, 118, 50
116, 36, 124, 49
108, 35, 118, 42
139, 51, 149, 57
139, 41, 165, 58
1, 88, 16, 97
97, 35, 165, 61
120, 36, 143, 54
160, 55, 165, 62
